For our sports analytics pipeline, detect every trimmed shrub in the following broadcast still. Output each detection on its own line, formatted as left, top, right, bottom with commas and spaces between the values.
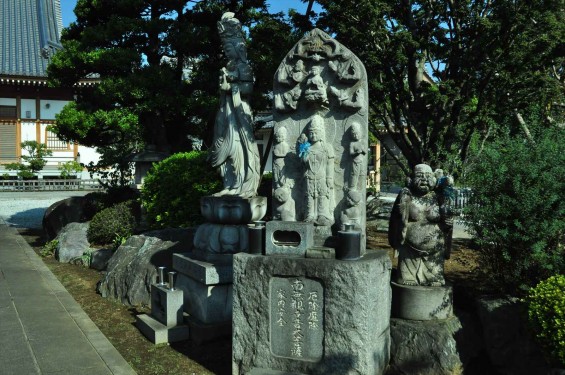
140, 151, 222, 228
526, 275, 565, 365
87, 201, 137, 245
464, 126, 565, 293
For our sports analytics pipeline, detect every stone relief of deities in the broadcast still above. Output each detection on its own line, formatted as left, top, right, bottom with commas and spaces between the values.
272, 28, 369, 238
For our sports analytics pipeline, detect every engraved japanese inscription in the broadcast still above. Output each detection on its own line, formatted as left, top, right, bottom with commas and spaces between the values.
270, 277, 324, 361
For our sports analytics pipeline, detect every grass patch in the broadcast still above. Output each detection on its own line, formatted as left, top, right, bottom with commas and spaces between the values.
19, 228, 231, 375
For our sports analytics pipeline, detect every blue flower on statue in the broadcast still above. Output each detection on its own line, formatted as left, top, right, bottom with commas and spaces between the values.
437, 176, 454, 200
299, 141, 311, 159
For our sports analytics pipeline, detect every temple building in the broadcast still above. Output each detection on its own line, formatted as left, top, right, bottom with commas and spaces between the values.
0, 0, 99, 178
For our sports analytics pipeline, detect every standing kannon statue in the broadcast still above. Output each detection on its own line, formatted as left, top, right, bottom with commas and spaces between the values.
301, 115, 335, 226
208, 12, 260, 198
388, 164, 454, 286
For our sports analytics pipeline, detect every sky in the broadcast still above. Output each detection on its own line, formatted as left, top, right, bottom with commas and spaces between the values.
60, 0, 322, 27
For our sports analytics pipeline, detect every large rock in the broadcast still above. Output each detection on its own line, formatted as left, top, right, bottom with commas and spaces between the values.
90, 248, 114, 271
97, 228, 195, 307
43, 196, 91, 240
55, 222, 91, 263
387, 310, 484, 375
476, 296, 551, 375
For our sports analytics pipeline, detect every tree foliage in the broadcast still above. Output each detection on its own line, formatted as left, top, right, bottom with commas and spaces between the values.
464, 124, 565, 293
49, 1, 564, 177
48, 0, 307, 154
5, 141, 53, 178
315, 0, 565, 174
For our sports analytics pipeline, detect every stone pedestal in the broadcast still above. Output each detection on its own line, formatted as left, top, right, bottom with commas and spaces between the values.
391, 281, 453, 320
232, 251, 392, 375
173, 252, 233, 342
136, 284, 190, 344
388, 312, 483, 375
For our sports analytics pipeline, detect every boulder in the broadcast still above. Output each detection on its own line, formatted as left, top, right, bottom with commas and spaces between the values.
97, 228, 195, 307
387, 310, 484, 375
90, 248, 114, 271
55, 222, 91, 263
43, 196, 92, 240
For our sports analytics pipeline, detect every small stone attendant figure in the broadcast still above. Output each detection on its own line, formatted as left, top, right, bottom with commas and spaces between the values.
304, 65, 328, 105
340, 189, 362, 230
388, 164, 453, 286
348, 122, 366, 189
273, 127, 290, 188
274, 186, 295, 221
208, 12, 261, 198
301, 115, 335, 226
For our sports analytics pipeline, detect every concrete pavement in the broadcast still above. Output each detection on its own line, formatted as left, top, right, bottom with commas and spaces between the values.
0, 217, 136, 374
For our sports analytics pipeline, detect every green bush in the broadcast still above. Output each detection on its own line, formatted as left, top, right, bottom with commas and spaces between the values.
526, 275, 565, 365
40, 240, 58, 257
87, 201, 137, 245
140, 151, 222, 228
58, 160, 83, 179
464, 126, 565, 293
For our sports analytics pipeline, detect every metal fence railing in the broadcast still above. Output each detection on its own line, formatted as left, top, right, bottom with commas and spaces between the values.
0, 179, 104, 192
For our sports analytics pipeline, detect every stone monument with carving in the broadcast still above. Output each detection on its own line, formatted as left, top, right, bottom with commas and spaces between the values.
232, 29, 392, 375
172, 12, 266, 343
270, 28, 370, 251
388, 163, 455, 320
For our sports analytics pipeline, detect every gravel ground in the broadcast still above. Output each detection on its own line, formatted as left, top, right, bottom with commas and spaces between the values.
0, 191, 90, 229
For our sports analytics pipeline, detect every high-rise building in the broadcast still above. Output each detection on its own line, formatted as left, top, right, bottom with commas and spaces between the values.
0, 0, 99, 177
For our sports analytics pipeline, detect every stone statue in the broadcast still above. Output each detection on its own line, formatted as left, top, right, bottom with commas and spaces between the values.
304, 65, 328, 106
272, 28, 369, 250
388, 164, 453, 286
300, 114, 335, 226
208, 12, 260, 198
340, 188, 362, 230
274, 186, 296, 221
273, 126, 289, 188
348, 122, 366, 189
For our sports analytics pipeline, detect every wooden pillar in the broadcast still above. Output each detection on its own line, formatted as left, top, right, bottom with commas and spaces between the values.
36, 96, 41, 143
374, 142, 381, 193
16, 95, 21, 158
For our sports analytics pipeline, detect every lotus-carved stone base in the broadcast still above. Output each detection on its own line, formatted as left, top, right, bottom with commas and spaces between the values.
200, 195, 267, 225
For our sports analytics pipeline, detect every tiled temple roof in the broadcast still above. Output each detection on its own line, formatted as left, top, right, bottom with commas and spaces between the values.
0, 0, 63, 78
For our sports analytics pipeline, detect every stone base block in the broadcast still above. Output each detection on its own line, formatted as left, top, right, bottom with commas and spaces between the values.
136, 314, 190, 344
186, 316, 231, 345
391, 281, 453, 320
150, 284, 184, 327
176, 273, 232, 324
388, 312, 484, 375
233, 251, 392, 375
173, 252, 233, 284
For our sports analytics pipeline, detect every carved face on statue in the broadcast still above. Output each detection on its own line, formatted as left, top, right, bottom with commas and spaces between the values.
275, 127, 287, 143
411, 164, 436, 195
308, 116, 325, 144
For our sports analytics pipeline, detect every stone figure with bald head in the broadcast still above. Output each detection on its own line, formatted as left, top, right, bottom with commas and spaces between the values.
388, 163, 454, 286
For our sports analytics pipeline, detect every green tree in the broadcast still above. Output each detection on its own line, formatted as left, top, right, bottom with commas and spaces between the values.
315, 0, 565, 174
58, 160, 83, 179
47, 0, 306, 155
5, 141, 53, 178
464, 124, 565, 293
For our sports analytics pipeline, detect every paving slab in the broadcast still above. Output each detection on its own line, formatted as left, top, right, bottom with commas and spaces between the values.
0, 219, 136, 375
